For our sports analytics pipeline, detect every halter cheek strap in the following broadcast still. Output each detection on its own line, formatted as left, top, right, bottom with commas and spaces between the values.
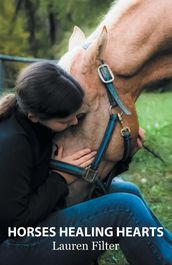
98, 63, 131, 115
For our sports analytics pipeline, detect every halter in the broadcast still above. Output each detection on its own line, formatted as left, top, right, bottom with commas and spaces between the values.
50, 62, 132, 193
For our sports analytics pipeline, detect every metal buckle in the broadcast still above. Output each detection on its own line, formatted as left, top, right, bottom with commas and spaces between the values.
98, 64, 114, 84
121, 127, 131, 137
82, 167, 98, 183
118, 112, 123, 121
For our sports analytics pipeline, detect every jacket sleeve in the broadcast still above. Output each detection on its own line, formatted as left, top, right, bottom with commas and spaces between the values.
0, 133, 69, 228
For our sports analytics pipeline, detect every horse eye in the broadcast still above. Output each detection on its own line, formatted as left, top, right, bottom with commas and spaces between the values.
76, 113, 86, 122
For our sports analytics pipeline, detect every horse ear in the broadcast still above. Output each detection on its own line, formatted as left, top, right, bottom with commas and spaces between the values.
83, 26, 108, 69
68, 26, 86, 51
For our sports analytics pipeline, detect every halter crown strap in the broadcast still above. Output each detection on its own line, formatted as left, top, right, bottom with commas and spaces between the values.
98, 63, 131, 115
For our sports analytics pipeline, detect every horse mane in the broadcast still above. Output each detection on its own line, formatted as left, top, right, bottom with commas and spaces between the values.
86, 0, 139, 42
58, 0, 139, 71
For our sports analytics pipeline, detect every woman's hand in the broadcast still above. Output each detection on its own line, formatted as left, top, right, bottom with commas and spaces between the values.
55, 146, 97, 167
132, 127, 146, 155
137, 127, 145, 148
52, 146, 97, 184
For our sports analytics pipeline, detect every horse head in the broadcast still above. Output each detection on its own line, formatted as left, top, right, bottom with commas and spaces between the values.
57, 25, 139, 173
55, 0, 172, 205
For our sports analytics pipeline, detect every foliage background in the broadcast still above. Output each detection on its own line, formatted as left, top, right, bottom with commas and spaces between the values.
0, 0, 112, 58
0, 0, 113, 88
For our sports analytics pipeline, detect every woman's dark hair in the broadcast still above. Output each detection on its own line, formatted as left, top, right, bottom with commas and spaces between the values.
0, 62, 84, 120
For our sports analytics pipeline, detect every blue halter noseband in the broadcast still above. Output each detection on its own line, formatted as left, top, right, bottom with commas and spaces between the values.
50, 59, 132, 194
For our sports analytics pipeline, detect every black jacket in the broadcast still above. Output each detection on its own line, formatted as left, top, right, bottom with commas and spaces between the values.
0, 110, 69, 242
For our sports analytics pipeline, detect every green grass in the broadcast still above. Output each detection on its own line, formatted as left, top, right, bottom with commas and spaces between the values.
100, 92, 172, 265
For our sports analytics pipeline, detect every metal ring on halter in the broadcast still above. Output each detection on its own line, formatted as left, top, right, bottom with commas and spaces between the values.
121, 126, 131, 137
109, 105, 117, 115
109, 105, 124, 117
117, 112, 124, 121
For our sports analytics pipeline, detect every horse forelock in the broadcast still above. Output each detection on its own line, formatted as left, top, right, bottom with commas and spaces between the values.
58, 47, 81, 72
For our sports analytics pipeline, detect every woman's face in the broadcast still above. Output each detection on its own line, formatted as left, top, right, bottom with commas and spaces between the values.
39, 113, 78, 132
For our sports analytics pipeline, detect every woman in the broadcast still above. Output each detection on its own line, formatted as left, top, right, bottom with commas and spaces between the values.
0, 62, 171, 265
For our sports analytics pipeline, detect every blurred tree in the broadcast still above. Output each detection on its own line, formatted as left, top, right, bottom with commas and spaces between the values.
0, 0, 113, 89
0, 0, 29, 56
0, 0, 30, 89
39, 0, 113, 56
11, 0, 50, 57
8, 0, 113, 57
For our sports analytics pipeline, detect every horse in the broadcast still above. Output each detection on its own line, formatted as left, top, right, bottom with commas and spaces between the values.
54, 0, 172, 206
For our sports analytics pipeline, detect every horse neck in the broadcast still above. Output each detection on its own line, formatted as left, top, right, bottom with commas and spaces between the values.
106, 53, 172, 102
100, 0, 172, 99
